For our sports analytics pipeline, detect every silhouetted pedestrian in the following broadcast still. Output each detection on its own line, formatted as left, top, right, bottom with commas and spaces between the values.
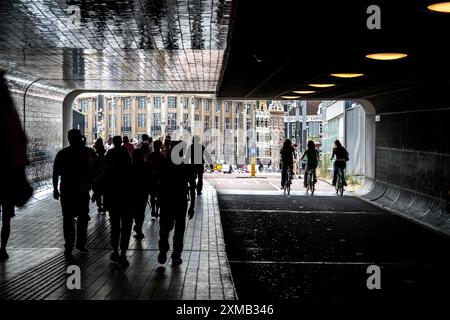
104, 136, 133, 267
132, 147, 151, 239
161, 135, 171, 156
0, 71, 33, 261
158, 140, 196, 266
92, 137, 107, 214
188, 136, 212, 195
148, 139, 164, 220
53, 129, 93, 258
137, 134, 153, 154
122, 136, 134, 156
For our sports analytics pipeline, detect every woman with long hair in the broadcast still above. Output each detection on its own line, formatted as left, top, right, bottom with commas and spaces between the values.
331, 140, 349, 186
301, 140, 319, 188
280, 139, 294, 188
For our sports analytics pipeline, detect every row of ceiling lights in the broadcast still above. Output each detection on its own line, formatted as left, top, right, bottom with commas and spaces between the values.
281, 2, 450, 100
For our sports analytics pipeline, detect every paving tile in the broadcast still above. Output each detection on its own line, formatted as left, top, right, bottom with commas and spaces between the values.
0, 182, 236, 300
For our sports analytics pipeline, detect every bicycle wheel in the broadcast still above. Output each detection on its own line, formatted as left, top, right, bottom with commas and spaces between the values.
338, 171, 344, 196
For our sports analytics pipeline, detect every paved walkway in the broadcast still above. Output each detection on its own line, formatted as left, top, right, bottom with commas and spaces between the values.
0, 183, 236, 300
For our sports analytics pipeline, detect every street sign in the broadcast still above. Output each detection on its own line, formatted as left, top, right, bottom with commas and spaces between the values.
249, 146, 256, 156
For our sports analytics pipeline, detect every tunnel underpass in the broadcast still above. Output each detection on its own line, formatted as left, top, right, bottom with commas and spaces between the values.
0, 0, 450, 311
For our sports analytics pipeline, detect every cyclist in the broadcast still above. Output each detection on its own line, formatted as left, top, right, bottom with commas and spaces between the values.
280, 139, 294, 189
301, 140, 319, 188
331, 140, 349, 187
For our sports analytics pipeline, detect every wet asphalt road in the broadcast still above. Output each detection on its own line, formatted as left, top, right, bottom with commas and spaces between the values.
218, 194, 450, 304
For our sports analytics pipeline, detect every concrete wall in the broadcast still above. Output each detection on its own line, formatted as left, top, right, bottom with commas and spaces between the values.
6, 76, 67, 188
362, 88, 450, 235
345, 104, 365, 176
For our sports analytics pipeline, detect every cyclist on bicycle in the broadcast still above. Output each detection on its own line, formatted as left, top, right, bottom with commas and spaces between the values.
331, 140, 349, 187
301, 140, 319, 188
280, 139, 294, 189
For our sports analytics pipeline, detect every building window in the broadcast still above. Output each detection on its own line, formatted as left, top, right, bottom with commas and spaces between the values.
183, 97, 189, 110
204, 116, 210, 130
194, 114, 200, 121
235, 102, 239, 114
153, 113, 161, 128
225, 102, 230, 113
80, 99, 88, 112
234, 117, 238, 129
215, 101, 221, 112
183, 113, 189, 125
108, 115, 116, 128
257, 132, 260, 142
225, 117, 230, 129
194, 98, 200, 111
168, 112, 177, 129
153, 97, 161, 109
138, 97, 146, 110
137, 113, 146, 128
168, 96, 177, 108
109, 98, 116, 110
205, 100, 210, 112
215, 116, 219, 129
124, 97, 131, 110
122, 114, 131, 131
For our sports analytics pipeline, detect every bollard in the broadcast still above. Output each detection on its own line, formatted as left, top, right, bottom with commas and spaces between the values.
251, 157, 256, 177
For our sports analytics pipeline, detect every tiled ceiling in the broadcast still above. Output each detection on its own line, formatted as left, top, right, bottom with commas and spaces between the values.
0, 0, 231, 92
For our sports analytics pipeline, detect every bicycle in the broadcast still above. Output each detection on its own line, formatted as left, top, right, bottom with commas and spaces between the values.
306, 168, 316, 195
283, 168, 293, 196
336, 168, 345, 196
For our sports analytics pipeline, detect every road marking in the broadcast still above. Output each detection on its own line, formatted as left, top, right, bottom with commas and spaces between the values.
217, 190, 340, 196
220, 209, 382, 215
229, 260, 433, 266
269, 181, 281, 191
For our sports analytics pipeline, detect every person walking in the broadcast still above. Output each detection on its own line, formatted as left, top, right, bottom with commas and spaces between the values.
158, 140, 196, 266
0, 71, 33, 261
137, 134, 153, 154
104, 136, 133, 267
131, 146, 151, 239
53, 129, 93, 258
188, 136, 211, 195
92, 138, 107, 214
122, 136, 134, 157
148, 139, 165, 220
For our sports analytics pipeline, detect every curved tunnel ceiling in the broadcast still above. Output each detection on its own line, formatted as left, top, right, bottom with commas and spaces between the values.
0, 0, 231, 92
1, 0, 450, 100
218, 0, 450, 101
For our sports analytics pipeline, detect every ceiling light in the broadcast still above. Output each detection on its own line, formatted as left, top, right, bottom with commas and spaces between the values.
280, 96, 301, 100
330, 73, 364, 78
428, 2, 450, 13
292, 90, 315, 94
308, 83, 335, 88
365, 53, 408, 60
